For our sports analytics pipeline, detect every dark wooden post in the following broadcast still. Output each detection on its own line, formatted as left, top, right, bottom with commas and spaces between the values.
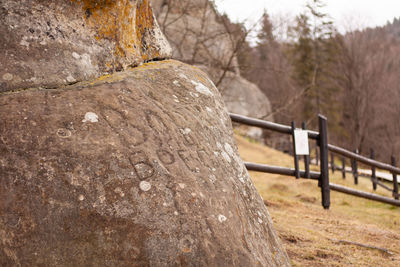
331, 152, 335, 173
318, 115, 330, 209
352, 149, 359, 185
315, 147, 319, 166
302, 122, 310, 178
291, 121, 300, 179
371, 149, 377, 191
342, 157, 346, 179
391, 156, 399, 200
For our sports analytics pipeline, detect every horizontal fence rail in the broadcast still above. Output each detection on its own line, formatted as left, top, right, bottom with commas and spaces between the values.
328, 144, 400, 175
244, 162, 320, 180
229, 112, 400, 208
229, 113, 319, 139
329, 183, 400, 206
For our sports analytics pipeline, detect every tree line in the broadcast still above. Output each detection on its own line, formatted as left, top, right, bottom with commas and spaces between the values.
237, 0, 400, 161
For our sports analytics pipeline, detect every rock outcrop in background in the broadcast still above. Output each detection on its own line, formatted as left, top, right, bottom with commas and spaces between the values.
151, 0, 273, 141
219, 71, 274, 141
0, 0, 290, 265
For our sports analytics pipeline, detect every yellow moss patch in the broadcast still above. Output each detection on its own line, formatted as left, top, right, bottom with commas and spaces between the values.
70, 0, 161, 64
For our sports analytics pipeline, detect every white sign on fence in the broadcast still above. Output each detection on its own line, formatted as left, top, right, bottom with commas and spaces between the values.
294, 129, 309, 155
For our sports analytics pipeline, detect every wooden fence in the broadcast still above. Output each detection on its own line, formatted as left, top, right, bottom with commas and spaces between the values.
229, 113, 400, 209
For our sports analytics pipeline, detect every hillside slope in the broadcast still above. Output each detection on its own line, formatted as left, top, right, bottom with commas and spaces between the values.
235, 134, 400, 266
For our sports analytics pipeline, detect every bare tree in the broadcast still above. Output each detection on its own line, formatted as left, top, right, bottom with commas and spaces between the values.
152, 0, 254, 88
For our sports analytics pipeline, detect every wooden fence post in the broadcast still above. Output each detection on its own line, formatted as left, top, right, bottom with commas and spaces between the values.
391, 156, 399, 200
342, 157, 346, 179
318, 115, 330, 209
331, 152, 335, 173
371, 149, 377, 191
352, 150, 359, 185
315, 147, 319, 166
302, 122, 311, 178
291, 121, 300, 179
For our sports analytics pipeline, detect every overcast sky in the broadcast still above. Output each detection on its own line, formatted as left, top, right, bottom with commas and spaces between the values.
214, 0, 400, 33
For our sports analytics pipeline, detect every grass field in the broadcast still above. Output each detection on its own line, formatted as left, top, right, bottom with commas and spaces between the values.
235, 134, 400, 266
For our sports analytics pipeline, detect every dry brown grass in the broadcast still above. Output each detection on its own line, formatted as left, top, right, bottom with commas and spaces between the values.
235, 134, 400, 266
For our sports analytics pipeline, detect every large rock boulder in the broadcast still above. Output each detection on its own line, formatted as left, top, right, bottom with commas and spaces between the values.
0, 60, 289, 266
0, 0, 290, 266
0, 0, 171, 92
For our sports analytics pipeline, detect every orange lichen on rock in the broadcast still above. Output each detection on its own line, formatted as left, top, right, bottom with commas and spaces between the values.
135, 0, 157, 61
70, 0, 162, 66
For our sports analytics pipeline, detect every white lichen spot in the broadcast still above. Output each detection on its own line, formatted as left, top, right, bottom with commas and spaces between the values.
174, 211, 179, 216
72, 52, 80, 59
173, 95, 180, 103
66, 75, 76, 83
239, 176, 245, 183
218, 214, 227, 223
139, 181, 151, 192
258, 218, 263, 224
78, 194, 85, 201
205, 107, 213, 113
173, 80, 181, 87
2, 73, 13, 81
179, 183, 186, 189
224, 143, 234, 156
179, 73, 188, 80
114, 187, 125, 197
20, 38, 29, 48
191, 80, 213, 96
180, 128, 191, 135
82, 112, 98, 123
216, 142, 223, 149
221, 151, 231, 163
209, 174, 216, 183
189, 92, 199, 98
213, 151, 220, 157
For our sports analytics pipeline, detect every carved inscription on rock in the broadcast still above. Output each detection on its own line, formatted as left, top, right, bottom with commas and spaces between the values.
0, 60, 290, 266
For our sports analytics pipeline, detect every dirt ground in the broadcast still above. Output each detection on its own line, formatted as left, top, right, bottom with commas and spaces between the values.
235, 134, 400, 266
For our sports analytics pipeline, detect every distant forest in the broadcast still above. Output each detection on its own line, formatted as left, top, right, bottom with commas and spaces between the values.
233, 1, 400, 161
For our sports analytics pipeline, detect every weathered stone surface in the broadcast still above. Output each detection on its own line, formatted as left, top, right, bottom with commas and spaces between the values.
0, 0, 172, 92
0, 60, 290, 266
220, 71, 273, 119
201, 67, 274, 141
152, 0, 239, 72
